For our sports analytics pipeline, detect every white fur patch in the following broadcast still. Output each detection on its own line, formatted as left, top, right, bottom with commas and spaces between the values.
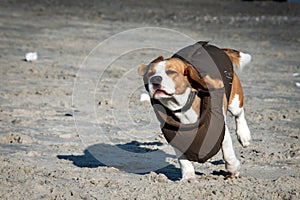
228, 94, 242, 116
149, 61, 175, 95
239, 52, 251, 70
158, 87, 190, 111
156, 62, 174, 91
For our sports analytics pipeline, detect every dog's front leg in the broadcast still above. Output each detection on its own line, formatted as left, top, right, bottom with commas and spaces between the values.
178, 158, 198, 182
176, 154, 198, 183
175, 148, 197, 182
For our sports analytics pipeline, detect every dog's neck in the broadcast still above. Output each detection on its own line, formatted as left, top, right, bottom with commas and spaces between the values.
158, 87, 200, 124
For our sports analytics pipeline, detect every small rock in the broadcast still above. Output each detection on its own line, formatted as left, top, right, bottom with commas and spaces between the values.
25, 52, 38, 62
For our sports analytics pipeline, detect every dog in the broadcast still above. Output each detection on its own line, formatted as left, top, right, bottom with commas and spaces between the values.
137, 41, 251, 182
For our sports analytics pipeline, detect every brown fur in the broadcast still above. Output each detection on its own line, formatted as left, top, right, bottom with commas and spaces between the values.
229, 72, 244, 108
222, 48, 241, 68
191, 94, 201, 116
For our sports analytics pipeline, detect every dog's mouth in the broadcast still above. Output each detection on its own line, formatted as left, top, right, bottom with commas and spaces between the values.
153, 89, 173, 98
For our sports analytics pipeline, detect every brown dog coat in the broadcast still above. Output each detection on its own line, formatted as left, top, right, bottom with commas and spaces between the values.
150, 41, 233, 162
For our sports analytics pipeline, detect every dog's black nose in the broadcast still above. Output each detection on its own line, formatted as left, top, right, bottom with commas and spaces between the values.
150, 76, 162, 85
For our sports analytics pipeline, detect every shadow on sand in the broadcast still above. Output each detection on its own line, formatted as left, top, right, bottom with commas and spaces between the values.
57, 141, 183, 181
57, 140, 229, 181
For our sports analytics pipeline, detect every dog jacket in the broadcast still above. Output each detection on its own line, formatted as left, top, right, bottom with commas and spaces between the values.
150, 41, 233, 163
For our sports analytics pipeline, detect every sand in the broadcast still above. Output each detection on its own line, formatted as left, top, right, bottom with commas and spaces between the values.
0, 0, 299, 199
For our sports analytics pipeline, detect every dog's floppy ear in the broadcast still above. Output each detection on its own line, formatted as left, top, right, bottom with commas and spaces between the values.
137, 64, 147, 76
137, 56, 164, 76
185, 64, 208, 91
185, 64, 224, 91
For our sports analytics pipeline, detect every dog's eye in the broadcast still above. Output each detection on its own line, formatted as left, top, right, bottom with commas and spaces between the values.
148, 72, 155, 77
166, 70, 177, 75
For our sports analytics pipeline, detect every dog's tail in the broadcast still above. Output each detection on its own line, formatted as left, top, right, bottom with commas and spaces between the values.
222, 48, 251, 71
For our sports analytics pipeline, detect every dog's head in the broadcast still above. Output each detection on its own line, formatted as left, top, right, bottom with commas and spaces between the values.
137, 56, 208, 110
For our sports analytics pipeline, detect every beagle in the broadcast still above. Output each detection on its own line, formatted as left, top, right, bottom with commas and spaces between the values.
137, 42, 251, 182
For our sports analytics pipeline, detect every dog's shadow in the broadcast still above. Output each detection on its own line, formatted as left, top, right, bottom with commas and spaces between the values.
57, 141, 182, 181
57, 141, 227, 181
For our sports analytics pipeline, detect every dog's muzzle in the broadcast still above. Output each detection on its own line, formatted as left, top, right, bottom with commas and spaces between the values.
150, 75, 162, 85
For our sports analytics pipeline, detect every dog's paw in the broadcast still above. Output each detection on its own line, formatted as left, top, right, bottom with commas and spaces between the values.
225, 159, 240, 176
237, 130, 251, 147
240, 139, 250, 148
181, 171, 198, 183
224, 172, 240, 180
237, 125, 251, 148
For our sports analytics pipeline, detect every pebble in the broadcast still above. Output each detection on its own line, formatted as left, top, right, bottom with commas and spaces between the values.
25, 52, 38, 62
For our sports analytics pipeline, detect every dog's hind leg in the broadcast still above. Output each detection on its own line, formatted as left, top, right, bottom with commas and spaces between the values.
222, 116, 241, 177
233, 107, 251, 147
228, 73, 251, 147
228, 94, 251, 147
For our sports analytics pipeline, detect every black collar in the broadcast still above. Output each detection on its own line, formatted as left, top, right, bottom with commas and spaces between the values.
173, 91, 197, 113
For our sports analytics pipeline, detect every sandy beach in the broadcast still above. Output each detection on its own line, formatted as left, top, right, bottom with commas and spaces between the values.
0, 0, 299, 199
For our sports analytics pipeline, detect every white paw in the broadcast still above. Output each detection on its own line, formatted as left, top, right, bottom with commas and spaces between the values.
236, 117, 251, 147
178, 158, 197, 183
225, 159, 240, 175
237, 126, 251, 147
